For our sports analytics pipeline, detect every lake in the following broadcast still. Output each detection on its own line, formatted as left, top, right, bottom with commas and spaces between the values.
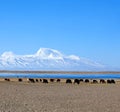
0, 74, 120, 79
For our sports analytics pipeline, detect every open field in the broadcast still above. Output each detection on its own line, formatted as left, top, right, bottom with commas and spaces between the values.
0, 82, 120, 112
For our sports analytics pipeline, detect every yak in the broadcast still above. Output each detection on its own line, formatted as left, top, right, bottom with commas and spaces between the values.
92, 80, 98, 84
107, 79, 115, 84
36, 79, 39, 82
29, 78, 35, 83
107, 80, 111, 84
79, 79, 84, 82
100, 79, 106, 84
111, 79, 115, 84
43, 79, 48, 83
50, 79, 54, 82
5, 78, 10, 81
57, 79, 61, 82
18, 78, 23, 82
85, 79, 89, 83
66, 79, 72, 84
74, 79, 80, 84
40, 79, 42, 82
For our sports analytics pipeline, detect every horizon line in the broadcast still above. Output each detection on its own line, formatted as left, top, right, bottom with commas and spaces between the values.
0, 70, 120, 74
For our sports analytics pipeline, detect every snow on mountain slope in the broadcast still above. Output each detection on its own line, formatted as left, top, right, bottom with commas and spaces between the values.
0, 48, 105, 70
36, 48, 63, 59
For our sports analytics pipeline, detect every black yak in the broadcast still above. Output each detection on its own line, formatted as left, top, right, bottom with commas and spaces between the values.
5, 78, 10, 81
18, 78, 23, 82
36, 79, 39, 82
111, 79, 115, 84
85, 79, 89, 83
92, 80, 98, 84
66, 79, 72, 84
100, 79, 106, 83
50, 79, 54, 82
43, 79, 48, 83
57, 79, 61, 82
79, 79, 84, 82
40, 79, 42, 82
29, 78, 35, 83
74, 79, 80, 84
107, 80, 111, 84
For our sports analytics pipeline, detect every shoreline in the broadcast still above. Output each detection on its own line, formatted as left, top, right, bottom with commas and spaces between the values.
0, 70, 120, 74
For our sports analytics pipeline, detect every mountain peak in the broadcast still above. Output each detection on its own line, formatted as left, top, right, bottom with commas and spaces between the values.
0, 48, 106, 70
1, 52, 15, 59
36, 48, 63, 59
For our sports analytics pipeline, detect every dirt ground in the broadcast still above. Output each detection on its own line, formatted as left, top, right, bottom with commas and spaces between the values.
0, 82, 120, 112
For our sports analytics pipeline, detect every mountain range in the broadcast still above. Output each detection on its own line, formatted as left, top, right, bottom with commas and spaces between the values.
0, 48, 106, 71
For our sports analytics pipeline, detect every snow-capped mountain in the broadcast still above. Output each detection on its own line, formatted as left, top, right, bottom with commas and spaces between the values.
0, 48, 105, 71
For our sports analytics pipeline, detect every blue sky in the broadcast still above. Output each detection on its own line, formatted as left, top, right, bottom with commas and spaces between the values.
0, 0, 120, 68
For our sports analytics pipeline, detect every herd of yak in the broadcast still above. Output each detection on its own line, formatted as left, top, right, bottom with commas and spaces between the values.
4, 78, 116, 84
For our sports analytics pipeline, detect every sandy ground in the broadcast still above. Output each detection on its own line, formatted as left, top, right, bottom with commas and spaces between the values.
0, 82, 120, 112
